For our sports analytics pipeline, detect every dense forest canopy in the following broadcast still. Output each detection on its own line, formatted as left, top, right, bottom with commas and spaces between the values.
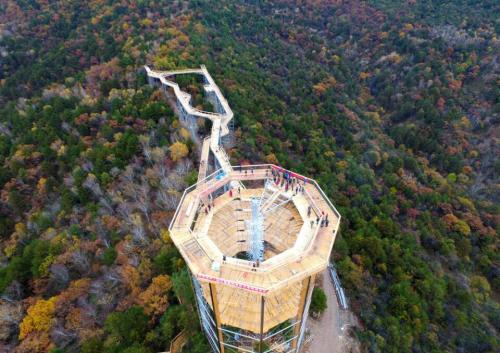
0, 1, 498, 353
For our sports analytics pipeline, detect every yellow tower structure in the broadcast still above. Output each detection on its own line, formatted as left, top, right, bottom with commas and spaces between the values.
146, 65, 341, 353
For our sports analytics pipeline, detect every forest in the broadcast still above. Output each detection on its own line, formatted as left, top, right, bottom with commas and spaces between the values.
0, 1, 498, 353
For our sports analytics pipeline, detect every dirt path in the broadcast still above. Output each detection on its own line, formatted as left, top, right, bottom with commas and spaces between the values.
304, 269, 344, 353
305, 269, 360, 353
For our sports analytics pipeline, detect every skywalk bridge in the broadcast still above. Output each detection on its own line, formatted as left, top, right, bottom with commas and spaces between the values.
145, 65, 342, 353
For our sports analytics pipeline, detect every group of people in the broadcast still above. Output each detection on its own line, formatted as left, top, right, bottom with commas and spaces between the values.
269, 167, 307, 195
308, 206, 330, 228
201, 198, 215, 214
309, 210, 330, 228
241, 167, 255, 175
228, 187, 242, 198
202, 185, 242, 214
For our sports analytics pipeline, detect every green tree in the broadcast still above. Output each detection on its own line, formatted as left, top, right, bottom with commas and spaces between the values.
102, 247, 118, 266
81, 337, 104, 353
121, 344, 151, 353
310, 287, 328, 316
104, 306, 149, 347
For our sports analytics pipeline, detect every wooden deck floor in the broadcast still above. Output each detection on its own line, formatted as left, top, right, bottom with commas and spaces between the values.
169, 166, 340, 333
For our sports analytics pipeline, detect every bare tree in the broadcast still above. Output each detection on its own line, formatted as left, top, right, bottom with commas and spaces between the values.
1, 281, 23, 302
49, 264, 70, 288
93, 218, 110, 248
139, 135, 153, 164
102, 270, 122, 288
121, 179, 138, 202
156, 189, 180, 211
82, 161, 94, 173
117, 202, 133, 226
130, 213, 147, 244
121, 165, 136, 185
156, 189, 169, 210
168, 173, 187, 191
135, 179, 151, 222
152, 147, 169, 188
175, 158, 193, 176
50, 325, 77, 348
99, 196, 114, 215
70, 251, 90, 275
0, 123, 12, 137
0, 300, 23, 341
83, 173, 103, 198
151, 146, 165, 164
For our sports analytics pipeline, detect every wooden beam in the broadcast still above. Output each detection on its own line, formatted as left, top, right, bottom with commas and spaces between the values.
259, 296, 265, 353
209, 283, 225, 353
291, 274, 314, 350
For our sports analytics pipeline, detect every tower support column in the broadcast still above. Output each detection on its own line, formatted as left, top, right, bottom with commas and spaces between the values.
291, 274, 315, 351
209, 283, 225, 353
259, 296, 265, 353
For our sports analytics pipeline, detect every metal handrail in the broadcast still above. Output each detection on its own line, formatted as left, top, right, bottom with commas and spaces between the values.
171, 164, 340, 274
234, 164, 342, 221
146, 65, 234, 133
169, 167, 227, 230
329, 264, 348, 310
169, 163, 341, 286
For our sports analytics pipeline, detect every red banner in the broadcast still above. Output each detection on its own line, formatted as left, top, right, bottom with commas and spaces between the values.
197, 273, 269, 294
271, 165, 308, 182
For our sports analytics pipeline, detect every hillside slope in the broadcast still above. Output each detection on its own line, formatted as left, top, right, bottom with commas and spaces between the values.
0, 1, 498, 353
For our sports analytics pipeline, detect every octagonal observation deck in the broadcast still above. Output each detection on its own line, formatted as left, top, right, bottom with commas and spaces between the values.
169, 164, 341, 333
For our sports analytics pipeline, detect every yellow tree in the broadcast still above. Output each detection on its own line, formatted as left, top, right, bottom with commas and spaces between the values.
169, 141, 189, 162
265, 153, 279, 165
138, 274, 173, 317
19, 297, 57, 339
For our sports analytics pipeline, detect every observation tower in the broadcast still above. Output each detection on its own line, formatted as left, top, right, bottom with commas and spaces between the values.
145, 65, 341, 353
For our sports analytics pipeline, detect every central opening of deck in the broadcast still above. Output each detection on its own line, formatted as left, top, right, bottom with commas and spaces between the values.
205, 185, 303, 262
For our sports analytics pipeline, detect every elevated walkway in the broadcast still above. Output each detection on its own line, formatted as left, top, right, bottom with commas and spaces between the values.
169, 330, 189, 353
146, 64, 342, 341
145, 65, 242, 188
197, 137, 211, 183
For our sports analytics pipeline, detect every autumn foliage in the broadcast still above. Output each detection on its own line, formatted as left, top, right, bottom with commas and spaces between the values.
168, 141, 189, 162
19, 297, 56, 340
139, 275, 173, 317
0, 1, 497, 353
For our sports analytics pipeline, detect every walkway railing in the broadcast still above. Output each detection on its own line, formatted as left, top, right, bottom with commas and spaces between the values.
169, 330, 190, 353
146, 65, 242, 193
167, 164, 338, 284
329, 264, 348, 310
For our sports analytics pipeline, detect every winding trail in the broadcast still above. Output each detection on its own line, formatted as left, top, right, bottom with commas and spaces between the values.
144, 66, 235, 179
145, 65, 352, 353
